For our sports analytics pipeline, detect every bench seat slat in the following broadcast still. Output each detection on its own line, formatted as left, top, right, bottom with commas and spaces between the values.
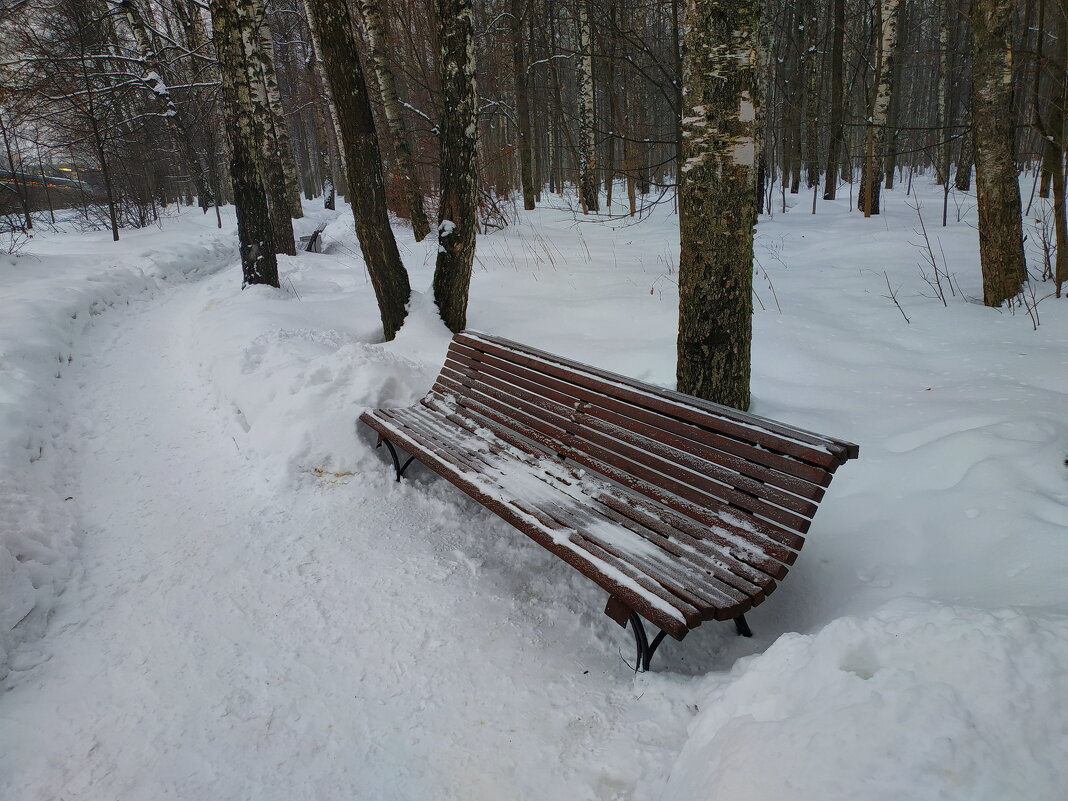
361, 408, 701, 636
420, 393, 798, 579
443, 358, 822, 519
385, 406, 754, 619
454, 332, 854, 467
446, 343, 835, 488
424, 400, 784, 597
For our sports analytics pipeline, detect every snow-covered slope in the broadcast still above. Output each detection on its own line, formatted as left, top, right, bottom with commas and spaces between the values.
1, 184, 1065, 799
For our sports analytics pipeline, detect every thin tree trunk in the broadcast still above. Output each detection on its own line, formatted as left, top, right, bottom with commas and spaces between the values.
433, 0, 478, 332
677, 0, 758, 410
251, 1, 304, 219
576, 0, 599, 212
510, 0, 536, 211
824, 0, 845, 199
970, 0, 1027, 305
242, 0, 296, 254
1044, 0, 1067, 294
859, 0, 901, 215
359, 0, 431, 240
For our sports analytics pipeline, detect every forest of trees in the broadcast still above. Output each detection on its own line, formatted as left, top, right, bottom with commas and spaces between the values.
0, 0, 1064, 405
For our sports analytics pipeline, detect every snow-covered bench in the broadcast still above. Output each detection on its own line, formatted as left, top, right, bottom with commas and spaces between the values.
359, 332, 859, 670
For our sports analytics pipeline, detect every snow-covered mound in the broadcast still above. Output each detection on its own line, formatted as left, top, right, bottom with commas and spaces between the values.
0, 213, 237, 676
662, 599, 1068, 801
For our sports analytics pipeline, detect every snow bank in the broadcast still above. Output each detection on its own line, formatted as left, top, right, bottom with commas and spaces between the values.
187, 249, 451, 485
0, 215, 237, 677
661, 600, 1068, 801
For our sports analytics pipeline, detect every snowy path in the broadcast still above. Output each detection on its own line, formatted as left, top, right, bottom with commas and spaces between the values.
0, 278, 697, 800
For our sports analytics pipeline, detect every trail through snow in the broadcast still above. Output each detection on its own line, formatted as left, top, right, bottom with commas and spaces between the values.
0, 275, 694, 800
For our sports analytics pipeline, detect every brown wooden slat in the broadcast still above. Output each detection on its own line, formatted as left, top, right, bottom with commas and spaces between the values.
374, 407, 718, 628
562, 431, 808, 546
426, 399, 782, 599
528, 498, 752, 614
447, 343, 835, 488
439, 364, 582, 434
565, 423, 814, 533
389, 407, 751, 618
418, 393, 801, 567
420, 393, 798, 579
458, 332, 860, 462
588, 496, 772, 601
435, 375, 572, 453
454, 333, 851, 468
561, 444, 802, 565
444, 357, 821, 519
361, 409, 695, 638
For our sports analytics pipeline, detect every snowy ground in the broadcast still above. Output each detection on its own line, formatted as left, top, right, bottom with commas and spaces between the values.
1, 183, 1066, 800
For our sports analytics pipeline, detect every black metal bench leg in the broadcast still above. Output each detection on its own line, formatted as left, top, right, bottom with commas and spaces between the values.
627, 612, 668, 672
379, 438, 415, 482
734, 614, 753, 637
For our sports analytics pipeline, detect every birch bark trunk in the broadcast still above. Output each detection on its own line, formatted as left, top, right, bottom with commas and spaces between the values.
208, 0, 279, 287
576, 0, 599, 213
433, 0, 479, 332
358, 0, 431, 240
250, 1, 304, 219
305, 0, 410, 339
858, 0, 901, 216
511, 0, 536, 211
240, 0, 296, 254
970, 0, 1027, 305
676, 0, 759, 410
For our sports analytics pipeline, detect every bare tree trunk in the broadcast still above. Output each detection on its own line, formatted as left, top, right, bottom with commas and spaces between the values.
209, 0, 279, 286
358, 0, 431, 240
803, 0, 821, 190
936, 0, 951, 186
1043, 0, 1067, 295
306, 0, 410, 339
823, 0, 845, 199
433, 0, 478, 332
970, 0, 1026, 305
510, 0, 538, 213
251, 1, 304, 219
576, 0, 599, 212
859, 0, 901, 215
242, 0, 296, 255
510, 0, 536, 211
677, 0, 758, 410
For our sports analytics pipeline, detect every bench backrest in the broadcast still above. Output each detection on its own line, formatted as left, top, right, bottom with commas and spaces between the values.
430, 331, 858, 552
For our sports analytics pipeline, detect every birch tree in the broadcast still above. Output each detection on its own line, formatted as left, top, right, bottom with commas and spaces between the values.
858, 0, 901, 216
305, 0, 410, 339
970, 0, 1026, 305
209, 0, 279, 286
576, 0, 599, 213
676, 0, 759, 410
433, 0, 478, 332
358, 0, 431, 241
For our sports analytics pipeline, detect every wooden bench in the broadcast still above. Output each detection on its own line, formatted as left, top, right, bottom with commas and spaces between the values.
299, 222, 327, 253
359, 331, 858, 669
